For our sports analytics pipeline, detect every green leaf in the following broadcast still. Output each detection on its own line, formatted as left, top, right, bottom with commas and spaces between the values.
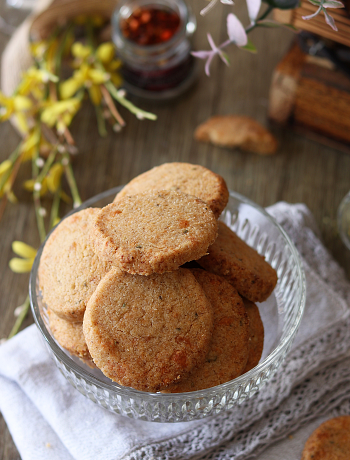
257, 19, 281, 26
263, 0, 300, 9
257, 19, 299, 30
221, 51, 230, 65
241, 38, 257, 53
280, 22, 299, 30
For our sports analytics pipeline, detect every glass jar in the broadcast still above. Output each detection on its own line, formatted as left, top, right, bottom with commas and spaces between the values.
338, 190, 350, 250
112, 0, 197, 100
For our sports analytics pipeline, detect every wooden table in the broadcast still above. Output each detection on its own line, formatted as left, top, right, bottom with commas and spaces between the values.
1, 1, 350, 458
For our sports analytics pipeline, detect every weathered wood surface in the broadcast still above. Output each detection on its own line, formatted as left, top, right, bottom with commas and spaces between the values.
1, 1, 350, 458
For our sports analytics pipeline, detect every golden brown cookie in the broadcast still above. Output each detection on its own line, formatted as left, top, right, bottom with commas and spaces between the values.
47, 309, 95, 367
301, 416, 350, 460
90, 190, 218, 276
242, 298, 264, 373
194, 115, 278, 155
83, 268, 214, 392
114, 162, 229, 219
197, 221, 277, 303
38, 208, 112, 322
164, 269, 249, 393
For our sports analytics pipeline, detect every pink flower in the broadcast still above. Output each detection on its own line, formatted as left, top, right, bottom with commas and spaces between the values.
302, 0, 344, 31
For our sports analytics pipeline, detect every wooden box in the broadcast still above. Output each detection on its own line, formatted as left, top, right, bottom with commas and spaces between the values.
273, 2, 350, 47
268, 40, 350, 149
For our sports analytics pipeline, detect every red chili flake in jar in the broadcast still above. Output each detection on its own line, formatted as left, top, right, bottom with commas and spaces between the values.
120, 7, 180, 46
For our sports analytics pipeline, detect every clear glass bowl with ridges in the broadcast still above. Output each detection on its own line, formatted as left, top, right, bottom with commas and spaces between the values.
29, 187, 306, 423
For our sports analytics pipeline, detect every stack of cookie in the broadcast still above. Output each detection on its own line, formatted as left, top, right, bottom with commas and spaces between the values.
38, 163, 277, 393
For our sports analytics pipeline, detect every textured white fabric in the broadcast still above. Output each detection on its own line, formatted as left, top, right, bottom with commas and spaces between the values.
0, 202, 349, 460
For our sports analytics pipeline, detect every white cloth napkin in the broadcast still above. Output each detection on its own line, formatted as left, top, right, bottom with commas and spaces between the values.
1, 202, 350, 460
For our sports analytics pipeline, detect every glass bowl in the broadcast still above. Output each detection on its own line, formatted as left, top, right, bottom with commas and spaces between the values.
338, 190, 350, 251
29, 187, 306, 423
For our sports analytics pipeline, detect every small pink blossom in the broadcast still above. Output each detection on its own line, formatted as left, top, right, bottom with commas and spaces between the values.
302, 0, 343, 32
227, 14, 248, 46
200, 0, 234, 16
246, 0, 262, 22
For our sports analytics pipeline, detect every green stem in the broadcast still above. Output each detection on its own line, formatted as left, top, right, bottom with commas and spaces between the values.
36, 148, 57, 184
95, 104, 107, 137
105, 81, 157, 121
8, 295, 30, 339
246, 6, 274, 33
63, 153, 82, 208
33, 190, 46, 242
54, 23, 74, 76
32, 125, 46, 243
50, 183, 61, 228
0, 144, 22, 193
85, 19, 96, 49
85, 20, 157, 122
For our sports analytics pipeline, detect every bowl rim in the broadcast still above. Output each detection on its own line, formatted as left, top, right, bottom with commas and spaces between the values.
29, 186, 306, 400
337, 190, 350, 251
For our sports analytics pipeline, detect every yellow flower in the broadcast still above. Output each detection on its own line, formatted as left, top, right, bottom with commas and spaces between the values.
41, 97, 81, 133
30, 39, 58, 73
72, 42, 93, 60
46, 163, 64, 193
30, 41, 49, 61
17, 67, 58, 99
97, 42, 122, 88
9, 241, 37, 273
0, 91, 32, 134
20, 128, 40, 162
74, 15, 104, 27
60, 63, 110, 105
0, 160, 12, 176
19, 128, 55, 162
45, 39, 60, 74
23, 178, 48, 196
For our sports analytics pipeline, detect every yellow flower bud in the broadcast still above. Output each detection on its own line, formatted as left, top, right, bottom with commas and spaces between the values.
6, 190, 18, 204
88, 85, 102, 105
9, 257, 34, 273
46, 163, 64, 193
0, 160, 12, 175
89, 68, 110, 84
72, 42, 92, 60
60, 78, 81, 99
12, 241, 37, 259
97, 43, 115, 64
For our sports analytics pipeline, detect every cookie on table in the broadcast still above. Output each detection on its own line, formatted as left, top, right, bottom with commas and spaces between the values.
91, 190, 218, 276
114, 162, 229, 219
83, 268, 214, 392
197, 221, 277, 303
47, 309, 95, 368
39, 208, 112, 322
164, 269, 249, 393
301, 415, 350, 460
194, 115, 278, 155
242, 298, 264, 373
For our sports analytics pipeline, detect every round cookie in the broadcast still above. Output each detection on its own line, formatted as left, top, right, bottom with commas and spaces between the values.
90, 190, 218, 275
39, 208, 112, 322
83, 268, 214, 392
198, 221, 277, 303
242, 298, 264, 373
47, 309, 95, 367
164, 269, 250, 393
301, 416, 350, 460
114, 162, 229, 218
